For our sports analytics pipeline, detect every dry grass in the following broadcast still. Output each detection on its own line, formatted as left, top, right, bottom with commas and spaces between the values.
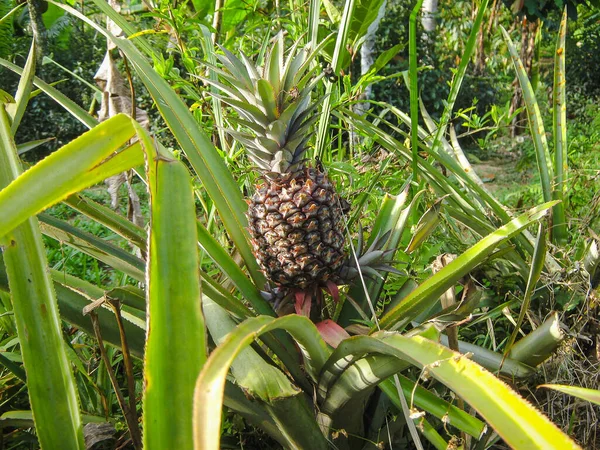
526, 292, 600, 449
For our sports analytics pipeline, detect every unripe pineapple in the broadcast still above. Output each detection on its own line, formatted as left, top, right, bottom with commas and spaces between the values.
204, 35, 347, 290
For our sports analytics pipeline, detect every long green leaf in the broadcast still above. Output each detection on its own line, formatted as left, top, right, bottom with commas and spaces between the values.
504, 222, 546, 356
63, 194, 147, 252
0, 114, 143, 239
0, 99, 84, 450
318, 324, 439, 399
340, 187, 416, 325
203, 298, 321, 449
501, 26, 554, 204
538, 384, 600, 407
315, 0, 355, 159
196, 222, 272, 315
552, 8, 568, 245
196, 221, 310, 389
429, 0, 489, 157
316, 333, 486, 439
7, 40, 36, 134
0, 255, 146, 359
366, 334, 579, 448
409, 0, 424, 179
0, 3, 24, 26
439, 335, 534, 378
308, 0, 321, 49
378, 202, 557, 330
345, 103, 562, 274
0, 58, 97, 129
223, 381, 287, 446
39, 213, 146, 282
379, 375, 485, 439
193, 314, 331, 450
136, 121, 206, 450
53, 280, 146, 359
204, 298, 299, 401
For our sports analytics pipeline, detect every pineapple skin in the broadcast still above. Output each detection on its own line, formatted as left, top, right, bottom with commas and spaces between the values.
247, 168, 346, 290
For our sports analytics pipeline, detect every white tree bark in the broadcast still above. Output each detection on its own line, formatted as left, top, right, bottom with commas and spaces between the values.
421, 0, 438, 53
421, 0, 438, 33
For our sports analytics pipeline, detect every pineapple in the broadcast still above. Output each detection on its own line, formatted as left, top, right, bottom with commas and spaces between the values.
203, 35, 400, 316
204, 35, 347, 291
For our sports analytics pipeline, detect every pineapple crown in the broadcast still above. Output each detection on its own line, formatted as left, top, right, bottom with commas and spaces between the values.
200, 34, 326, 176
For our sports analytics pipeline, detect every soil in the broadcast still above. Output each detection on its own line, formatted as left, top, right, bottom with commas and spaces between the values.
471, 156, 531, 195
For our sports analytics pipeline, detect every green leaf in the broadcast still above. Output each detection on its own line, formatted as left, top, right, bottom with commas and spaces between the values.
0, 351, 26, 382
203, 298, 325, 448
538, 385, 600, 407
322, 0, 341, 23
7, 40, 36, 134
39, 213, 145, 282
0, 98, 85, 450
204, 298, 299, 401
348, 0, 386, 48
0, 57, 97, 129
504, 223, 547, 356
409, 0, 424, 179
264, 35, 282, 94
0, 410, 108, 428
196, 222, 272, 315
17, 137, 55, 155
340, 186, 416, 326
0, 3, 25, 26
315, 0, 356, 158
439, 335, 534, 378
379, 375, 485, 438
368, 43, 404, 76
136, 121, 206, 450
552, 8, 568, 245
501, 26, 554, 204
63, 193, 147, 253
428, 0, 489, 159
193, 314, 331, 449
223, 381, 286, 445
52, 279, 145, 359
0, 114, 143, 240
406, 196, 444, 253
256, 79, 278, 121
378, 202, 558, 330
368, 334, 578, 448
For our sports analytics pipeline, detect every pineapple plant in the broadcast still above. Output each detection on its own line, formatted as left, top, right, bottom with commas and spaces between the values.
202, 34, 400, 318
202, 37, 352, 299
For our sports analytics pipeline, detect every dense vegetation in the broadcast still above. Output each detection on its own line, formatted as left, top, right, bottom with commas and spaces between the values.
0, 0, 599, 448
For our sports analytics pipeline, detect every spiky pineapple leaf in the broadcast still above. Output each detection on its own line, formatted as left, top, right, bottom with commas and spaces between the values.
378, 202, 558, 330
538, 385, 600, 407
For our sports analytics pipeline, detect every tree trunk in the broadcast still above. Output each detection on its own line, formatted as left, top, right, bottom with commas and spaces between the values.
421, 0, 438, 34
26, 0, 47, 64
